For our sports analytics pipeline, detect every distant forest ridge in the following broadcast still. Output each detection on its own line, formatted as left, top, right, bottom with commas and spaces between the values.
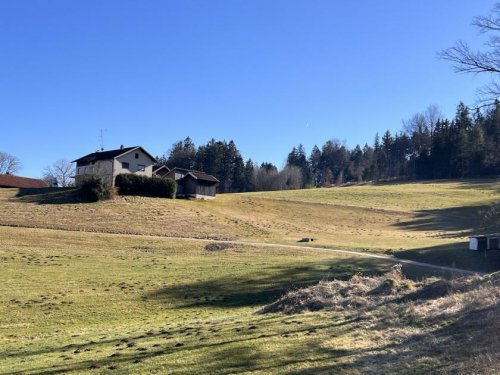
159, 101, 500, 193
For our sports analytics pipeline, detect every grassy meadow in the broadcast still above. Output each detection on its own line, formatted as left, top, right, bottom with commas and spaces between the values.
1, 179, 498, 252
0, 180, 499, 373
1, 226, 403, 374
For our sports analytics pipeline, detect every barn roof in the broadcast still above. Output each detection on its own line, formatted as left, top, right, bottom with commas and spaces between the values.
0, 174, 48, 188
166, 168, 219, 183
72, 146, 157, 164
183, 171, 220, 183
152, 165, 170, 174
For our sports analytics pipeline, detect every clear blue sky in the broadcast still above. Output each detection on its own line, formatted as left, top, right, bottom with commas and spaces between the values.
0, 0, 496, 178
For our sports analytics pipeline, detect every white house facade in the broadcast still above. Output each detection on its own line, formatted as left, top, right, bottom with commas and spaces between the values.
73, 146, 157, 186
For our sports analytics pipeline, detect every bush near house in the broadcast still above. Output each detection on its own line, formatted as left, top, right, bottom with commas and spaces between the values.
115, 174, 176, 198
78, 175, 112, 202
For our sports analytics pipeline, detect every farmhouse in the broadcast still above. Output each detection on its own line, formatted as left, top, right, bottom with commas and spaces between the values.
73, 146, 157, 186
0, 174, 48, 188
165, 168, 219, 199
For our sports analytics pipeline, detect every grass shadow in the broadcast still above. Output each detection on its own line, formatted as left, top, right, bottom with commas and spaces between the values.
1, 316, 359, 375
393, 204, 497, 238
145, 258, 396, 309
15, 187, 80, 205
393, 242, 500, 273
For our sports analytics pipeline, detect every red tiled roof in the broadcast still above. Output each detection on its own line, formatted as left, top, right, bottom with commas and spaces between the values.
0, 174, 48, 188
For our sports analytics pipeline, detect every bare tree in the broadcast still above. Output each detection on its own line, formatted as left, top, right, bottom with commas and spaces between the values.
0, 152, 21, 174
440, 3, 500, 105
424, 104, 443, 139
43, 159, 75, 187
402, 105, 443, 153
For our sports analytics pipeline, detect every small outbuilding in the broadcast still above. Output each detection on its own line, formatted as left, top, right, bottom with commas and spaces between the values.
469, 235, 500, 251
165, 168, 219, 199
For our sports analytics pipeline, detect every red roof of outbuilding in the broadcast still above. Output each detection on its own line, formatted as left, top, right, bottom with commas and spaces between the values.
0, 174, 48, 188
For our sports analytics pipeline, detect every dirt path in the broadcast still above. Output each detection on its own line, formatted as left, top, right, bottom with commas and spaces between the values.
225, 240, 484, 276
0, 223, 483, 276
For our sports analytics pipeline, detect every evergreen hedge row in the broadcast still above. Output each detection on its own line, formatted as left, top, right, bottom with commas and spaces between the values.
115, 174, 176, 198
78, 176, 112, 202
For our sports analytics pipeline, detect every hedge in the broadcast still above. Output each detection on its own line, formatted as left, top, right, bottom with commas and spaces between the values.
78, 176, 112, 202
115, 174, 176, 198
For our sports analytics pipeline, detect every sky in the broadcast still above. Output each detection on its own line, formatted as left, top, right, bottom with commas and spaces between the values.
0, 0, 497, 178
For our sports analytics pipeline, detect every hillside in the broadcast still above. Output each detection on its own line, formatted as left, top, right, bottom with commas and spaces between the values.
1, 180, 498, 248
1, 180, 498, 271
0, 180, 499, 374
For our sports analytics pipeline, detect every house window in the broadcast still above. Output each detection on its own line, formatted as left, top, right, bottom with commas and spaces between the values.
135, 153, 139, 159
137, 164, 145, 172
122, 162, 130, 169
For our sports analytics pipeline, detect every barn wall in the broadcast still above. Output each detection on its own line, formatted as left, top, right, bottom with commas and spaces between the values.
176, 176, 217, 198
196, 182, 216, 197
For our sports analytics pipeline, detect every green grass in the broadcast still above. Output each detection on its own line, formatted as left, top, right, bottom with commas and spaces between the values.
1, 180, 499, 373
1, 226, 409, 374
249, 180, 499, 211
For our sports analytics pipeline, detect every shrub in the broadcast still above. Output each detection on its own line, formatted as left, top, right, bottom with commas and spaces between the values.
115, 174, 176, 198
78, 176, 112, 202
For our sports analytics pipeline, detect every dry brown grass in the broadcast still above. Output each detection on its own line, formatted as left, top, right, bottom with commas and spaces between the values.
258, 265, 409, 314
260, 268, 500, 374
0, 188, 235, 240
1, 180, 497, 252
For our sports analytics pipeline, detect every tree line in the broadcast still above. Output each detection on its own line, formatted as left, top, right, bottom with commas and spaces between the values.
160, 101, 500, 193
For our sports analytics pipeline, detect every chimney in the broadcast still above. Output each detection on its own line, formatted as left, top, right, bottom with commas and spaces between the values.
120, 145, 124, 150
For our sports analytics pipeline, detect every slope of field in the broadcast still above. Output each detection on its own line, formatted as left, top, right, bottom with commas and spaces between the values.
1, 226, 498, 374
0, 180, 498, 253
0, 180, 499, 373
249, 180, 499, 211
0, 226, 397, 374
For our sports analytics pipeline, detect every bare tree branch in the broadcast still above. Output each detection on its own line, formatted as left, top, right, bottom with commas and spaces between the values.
440, 40, 500, 74
0, 152, 21, 174
473, 4, 500, 32
440, 3, 500, 105
43, 159, 75, 187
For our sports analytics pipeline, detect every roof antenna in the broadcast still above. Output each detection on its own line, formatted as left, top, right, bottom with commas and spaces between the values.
99, 129, 106, 151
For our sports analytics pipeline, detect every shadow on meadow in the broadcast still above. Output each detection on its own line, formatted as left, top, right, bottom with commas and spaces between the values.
393, 203, 497, 238
448, 179, 500, 194
287, 295, 500, 374
145, 258, 395, 309
15, 187, 79, 205
393, 242, 500, 274
0, 314, 358, 375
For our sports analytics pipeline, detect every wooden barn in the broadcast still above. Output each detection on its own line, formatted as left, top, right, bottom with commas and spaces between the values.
165, 168, 219, 199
